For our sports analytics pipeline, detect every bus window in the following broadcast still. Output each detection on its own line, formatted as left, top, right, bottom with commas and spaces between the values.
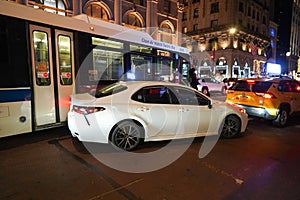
33, 31, 51, 86
58, 35, 72, 85
92, 49, 123, 81
157, 57, 174, 81
130, 54, 152, 81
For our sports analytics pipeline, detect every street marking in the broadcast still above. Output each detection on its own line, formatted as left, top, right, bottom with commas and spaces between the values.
201, 161, 244, 185
88, 178, 144, 200
49, 139, 141, 200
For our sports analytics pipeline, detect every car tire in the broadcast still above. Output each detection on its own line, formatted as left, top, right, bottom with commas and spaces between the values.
273, 108, 289, 127
221, 115, 241, 138
110, 120, 143, 151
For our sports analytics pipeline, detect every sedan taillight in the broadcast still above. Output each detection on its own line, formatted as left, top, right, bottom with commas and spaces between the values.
72, 106, 105, 114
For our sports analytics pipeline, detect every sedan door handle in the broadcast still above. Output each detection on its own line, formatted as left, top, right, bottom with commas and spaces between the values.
179, 108, 189, 112
137, 107, 149, 112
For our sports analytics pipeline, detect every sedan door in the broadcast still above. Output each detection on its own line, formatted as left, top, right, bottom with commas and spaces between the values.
168, 86, 212, 136
131, 86, 181, 140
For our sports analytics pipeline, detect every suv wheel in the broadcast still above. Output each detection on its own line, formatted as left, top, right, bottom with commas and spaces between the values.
273, 108, 289, 127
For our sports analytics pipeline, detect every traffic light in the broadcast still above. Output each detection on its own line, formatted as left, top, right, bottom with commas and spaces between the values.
210, 53, 215, 60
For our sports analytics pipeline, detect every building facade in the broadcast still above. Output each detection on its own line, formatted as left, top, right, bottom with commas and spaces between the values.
14, 0, 184, 45
181, 0, 277, 79
274, 0, 300, 75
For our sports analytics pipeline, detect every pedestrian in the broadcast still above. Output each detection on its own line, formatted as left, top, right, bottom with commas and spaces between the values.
189, 68, 198, 90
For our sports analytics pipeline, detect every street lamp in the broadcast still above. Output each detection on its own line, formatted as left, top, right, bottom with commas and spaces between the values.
229, 28, 236, 34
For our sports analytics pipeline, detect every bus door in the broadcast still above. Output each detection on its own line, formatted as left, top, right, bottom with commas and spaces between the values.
29, 25, 74, 128
54, 29, 75, 123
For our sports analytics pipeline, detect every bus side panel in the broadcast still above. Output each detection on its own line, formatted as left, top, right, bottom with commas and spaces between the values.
0, 89, 32, 137
0, 16, 32, 137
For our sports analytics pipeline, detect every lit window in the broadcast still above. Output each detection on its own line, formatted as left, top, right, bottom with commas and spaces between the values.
86, 3, 109, 21
43, 0, 66, 16
124, 12, 143, 29
270, 28, 275, 37
161, 23, 173, 43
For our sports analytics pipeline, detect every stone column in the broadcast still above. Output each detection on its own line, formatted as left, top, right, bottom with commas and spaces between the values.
146, 0, 158, 40
176, 2, 184, 46
114, 0, 122, 25
72, 0, 82, 16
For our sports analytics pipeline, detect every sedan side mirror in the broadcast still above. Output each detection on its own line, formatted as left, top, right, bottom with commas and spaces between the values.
208, 100, 212, 109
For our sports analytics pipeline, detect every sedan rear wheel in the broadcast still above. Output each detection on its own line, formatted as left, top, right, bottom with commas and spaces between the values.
111, 121, 143, 151
221, 115, 241, 138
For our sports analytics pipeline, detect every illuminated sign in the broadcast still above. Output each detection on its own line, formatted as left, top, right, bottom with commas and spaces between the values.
157, 50, 170, 57
266, 63, 281, 74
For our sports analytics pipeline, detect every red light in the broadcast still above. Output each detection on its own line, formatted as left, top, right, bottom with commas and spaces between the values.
210, 54, 215, 60
246, 80, 255, 84
263, 93, 274, 99
255, 92, 276, 99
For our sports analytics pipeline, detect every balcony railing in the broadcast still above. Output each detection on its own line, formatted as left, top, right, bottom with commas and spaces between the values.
28, 1, 73, 16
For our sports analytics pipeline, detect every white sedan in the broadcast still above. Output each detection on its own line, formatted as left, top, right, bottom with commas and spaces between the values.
197, 77, 227, 95
68, 81, 248, 151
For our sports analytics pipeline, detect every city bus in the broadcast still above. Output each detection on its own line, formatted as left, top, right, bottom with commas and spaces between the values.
0, 1, 190, 137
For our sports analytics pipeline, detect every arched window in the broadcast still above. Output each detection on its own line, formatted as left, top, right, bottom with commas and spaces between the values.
33, 0, 67, 15
160, 21, 174, 44
124, 12, 143, 29
43, 0, 66, 16
85, 3, 110, 21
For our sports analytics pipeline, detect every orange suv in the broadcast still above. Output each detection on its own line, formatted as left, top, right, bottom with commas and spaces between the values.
226, 77, 300, 127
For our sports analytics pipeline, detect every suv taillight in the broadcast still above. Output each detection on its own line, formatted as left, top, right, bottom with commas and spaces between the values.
255, 92, 276, 99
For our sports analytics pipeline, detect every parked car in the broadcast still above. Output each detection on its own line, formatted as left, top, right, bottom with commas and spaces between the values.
226, 77, 300, 127
68, 81, 248, 151
197, 77, 227, 95
223, 78, 238, 89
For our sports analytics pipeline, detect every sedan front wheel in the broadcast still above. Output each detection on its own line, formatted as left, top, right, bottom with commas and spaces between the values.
221, 115, 241, 138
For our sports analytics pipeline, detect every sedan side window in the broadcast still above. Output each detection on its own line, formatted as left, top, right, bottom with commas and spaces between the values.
131, 86, 171, 104
169, 86, 209, 106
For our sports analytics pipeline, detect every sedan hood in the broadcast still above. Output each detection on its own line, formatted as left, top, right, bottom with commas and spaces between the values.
70, 93, 96, 105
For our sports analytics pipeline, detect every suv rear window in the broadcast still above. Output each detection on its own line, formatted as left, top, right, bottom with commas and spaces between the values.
231, 80, 272, 92
252, 82, 272, 92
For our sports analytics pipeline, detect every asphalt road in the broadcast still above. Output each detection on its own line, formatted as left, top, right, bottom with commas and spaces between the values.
1, 92, 300, 200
